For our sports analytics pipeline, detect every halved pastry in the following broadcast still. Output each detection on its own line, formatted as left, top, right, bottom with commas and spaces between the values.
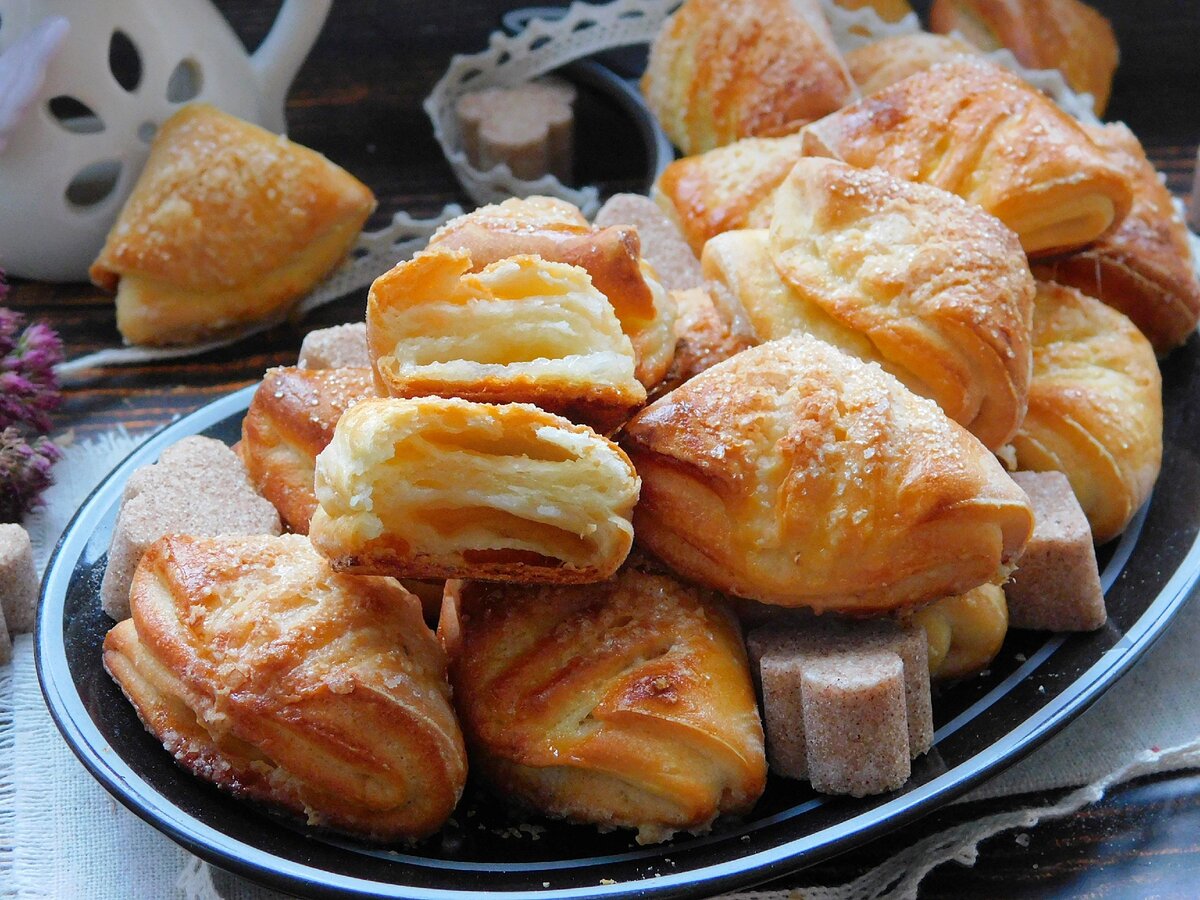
240, 366, 379, 534
1011, 281, 1162, 543
845, 33, 979, 96
367, 247, 645, 432
309, 397, 640, 582
652, 133, 806, 255
428, 197, 676, 390
750, 158, 1034, 450
642, 0, 855, 157
801, 60, 1133, 256
102, 534, 466, 842
1034, 123, 1200, 355
622, 334, 1033, 614
929, 0, 1119, 114
90, 104, 376, 346
441, 568, 766, 843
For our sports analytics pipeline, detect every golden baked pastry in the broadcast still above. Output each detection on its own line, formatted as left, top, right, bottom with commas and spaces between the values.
102, 533, 466, 842
801, 60, 1133, 256
428, 197, 676, 390
652, 133, 806, 256
1011, 281, 1162, 544
309, 397, 640, 582
90, 104, 375, 346
641, 0, 856, 157
442, 568, 766, 843
830, 0, 914, 22
701, 159, 1035, 450
845, 33, 979, 96
622, 334, 1033, 614
367, 247, 645, 433
1034, 123, 1200, 355
929, 0, 1119, 114
653, 286, 758, 399
240, 366, 378, 534
908, 583, 1008, 679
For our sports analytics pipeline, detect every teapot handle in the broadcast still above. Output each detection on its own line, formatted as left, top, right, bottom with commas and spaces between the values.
251, 0, 332, 131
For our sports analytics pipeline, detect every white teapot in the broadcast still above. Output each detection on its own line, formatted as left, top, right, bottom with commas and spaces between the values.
0, 0, 331, 281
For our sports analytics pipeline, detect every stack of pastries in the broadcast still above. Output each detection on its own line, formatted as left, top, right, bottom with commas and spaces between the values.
102, 0, 1187, 852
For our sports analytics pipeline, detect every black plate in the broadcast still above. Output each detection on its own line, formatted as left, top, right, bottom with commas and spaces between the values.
35, 334, 1200, 899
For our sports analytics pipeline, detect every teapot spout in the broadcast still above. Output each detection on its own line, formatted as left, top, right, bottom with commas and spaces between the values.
251, 0, 332, 133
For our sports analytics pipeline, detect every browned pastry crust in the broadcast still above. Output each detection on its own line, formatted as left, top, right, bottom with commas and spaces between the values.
929, 0, 1119, 114
831, 0, 915, 22
1011, 281, 1162, 544
653, 134, 806, 256
240, 367, 378, 534
641, 0, 856, 157
801, 60, 1133, 256
428, 197, 676, 390
90, 104, 375, 346
846, 33, 979, 96
906, 583, 1008, 679
622, 334, 1033, 614
760, 157, 1034, 450
366, 247, 647, 433
309, 397, 640, 583
443, 569, 766, 843
1034, 123, 1200, 355
102, 534, 467, 842
652, 287, 758, 399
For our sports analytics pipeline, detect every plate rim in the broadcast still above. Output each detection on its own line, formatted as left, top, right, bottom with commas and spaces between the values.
34, 380, 1200, 900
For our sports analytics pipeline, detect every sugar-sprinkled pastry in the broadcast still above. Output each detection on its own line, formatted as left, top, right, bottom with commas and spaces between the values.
103, 533, 466, 842
90, 104, 375, 346
442, 567, 766, 843
367, 248, 645, 433
623, 334, 1033, 613
240, 367, 378, 534
1011, 281, 1161, 544
310, 397, 640, 583
801, 60, 1132, 256
846, 32, 979, 96
641, 0, 855, 156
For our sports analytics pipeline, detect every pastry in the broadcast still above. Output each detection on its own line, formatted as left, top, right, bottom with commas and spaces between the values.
442, 568, 766, 843
103, 533, 467, 842
701, 159, 1034, 450
830, 0, 914, 22
929, 0, 1119, 114
653, 133, 806, 256
622, 334, 1033, 613
367, 247, 645, 432
845, 33, 979, 96
593, 192, 705, 292
641, 0, 856, 156
908, 584, 1008, 679
309, 397, 640, 583
654, 286, 758, 399
90, 104, 375, 346
1034, 123, 1200, 354
429, 197, 676, 390
1011, 281, 1162, 544
801, 60, 1133, 255
240, 366, 379, 534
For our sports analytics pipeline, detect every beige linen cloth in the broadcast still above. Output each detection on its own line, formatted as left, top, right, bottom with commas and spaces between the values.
2, 430, 1199, 900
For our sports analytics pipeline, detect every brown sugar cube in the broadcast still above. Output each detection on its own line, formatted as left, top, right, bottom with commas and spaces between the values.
101, 436, 281, 621
801, 653, 911, 797
757, 653, 813, 779
0, 523, 39, 635
1006, 470, 1106, 631
594, 193, 704, 292
456, 78, 576, 182
298, 322, 369, 369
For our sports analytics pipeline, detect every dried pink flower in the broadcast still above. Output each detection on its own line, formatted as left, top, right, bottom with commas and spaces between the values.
0, 426, 60, 522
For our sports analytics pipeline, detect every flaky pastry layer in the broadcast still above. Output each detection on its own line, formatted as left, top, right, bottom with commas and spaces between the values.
310, 397, 640, 582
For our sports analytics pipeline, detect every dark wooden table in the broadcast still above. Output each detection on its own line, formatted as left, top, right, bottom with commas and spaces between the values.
7, 1, 1200, 897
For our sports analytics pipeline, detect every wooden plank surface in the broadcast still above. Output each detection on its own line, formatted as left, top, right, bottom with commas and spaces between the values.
6, 2, 1200, 896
